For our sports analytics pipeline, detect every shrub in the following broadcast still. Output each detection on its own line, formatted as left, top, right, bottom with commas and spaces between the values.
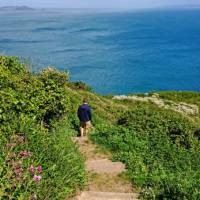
0, 56, 86, 199
0, 57, 70, 125
67, 81, 92, 91
91, 104, 200, 199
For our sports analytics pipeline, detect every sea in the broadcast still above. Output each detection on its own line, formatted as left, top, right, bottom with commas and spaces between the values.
0, 8, 200, 94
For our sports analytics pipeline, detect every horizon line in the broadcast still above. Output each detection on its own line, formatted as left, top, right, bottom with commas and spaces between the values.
1, 4, 200, 10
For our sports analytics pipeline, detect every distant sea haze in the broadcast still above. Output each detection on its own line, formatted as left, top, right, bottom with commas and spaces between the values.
0, 8, 200, 94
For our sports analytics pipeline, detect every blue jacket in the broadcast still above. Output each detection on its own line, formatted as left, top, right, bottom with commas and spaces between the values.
77, 104, 92, 122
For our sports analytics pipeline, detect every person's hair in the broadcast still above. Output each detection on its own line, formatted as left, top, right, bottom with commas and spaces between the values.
83, 98, 88, 103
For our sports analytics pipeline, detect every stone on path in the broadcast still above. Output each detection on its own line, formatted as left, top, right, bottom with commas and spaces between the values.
87, 159, 126, 174
77, 191, 138, 200
88, 173, 133, 193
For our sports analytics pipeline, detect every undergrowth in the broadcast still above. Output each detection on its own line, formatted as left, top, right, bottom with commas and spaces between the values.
0, 56, 86, 199
90, 104, 200, 199
1, 55, 200, 200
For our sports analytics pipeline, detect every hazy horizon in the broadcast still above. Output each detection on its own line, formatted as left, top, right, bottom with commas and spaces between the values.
0, 0, 200, 9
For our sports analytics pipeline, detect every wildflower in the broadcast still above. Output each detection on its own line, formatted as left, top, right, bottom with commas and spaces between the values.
6, 143, 17, 148
13, 162, 23, 179
33, 175, 42, 183
16, 175, 22, 181
37, 166, 42, 173
14, 167, 23, 175
19, 150, 32, 158
13, 161, 22, 170
29, 165, 35, 173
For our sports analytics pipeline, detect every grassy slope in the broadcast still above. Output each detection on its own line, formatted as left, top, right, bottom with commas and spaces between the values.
158, 91, 200, 108
66, 86, 200, 199
1, 56, 200, 199
66, 86, 200, 126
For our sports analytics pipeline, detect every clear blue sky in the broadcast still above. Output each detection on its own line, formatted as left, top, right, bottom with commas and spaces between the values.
1, 0, 200, 9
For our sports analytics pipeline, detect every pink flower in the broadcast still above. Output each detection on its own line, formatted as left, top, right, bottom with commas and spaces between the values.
13, 161, 22, 170
14, 167, 23, 175
16, 176, 22, 181
6, 143, 17, 148
29, 165, 35, 173
19, 150, 32, 158
37, 166, 42, 173
33, 175, 42, 183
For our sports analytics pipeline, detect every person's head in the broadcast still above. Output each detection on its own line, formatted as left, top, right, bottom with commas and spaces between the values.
83, 97, 88, 104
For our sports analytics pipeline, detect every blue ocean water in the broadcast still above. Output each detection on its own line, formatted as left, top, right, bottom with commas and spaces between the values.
0, 9, 200, 94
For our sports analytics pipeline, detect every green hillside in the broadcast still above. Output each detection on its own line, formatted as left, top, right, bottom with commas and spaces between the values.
0, 56, 200, 199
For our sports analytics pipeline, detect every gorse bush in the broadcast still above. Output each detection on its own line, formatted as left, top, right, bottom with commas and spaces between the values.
91, 104, 200, 199
0, 56, 86, 199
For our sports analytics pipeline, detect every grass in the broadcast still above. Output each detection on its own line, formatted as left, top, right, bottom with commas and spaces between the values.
1, 56, 200, 199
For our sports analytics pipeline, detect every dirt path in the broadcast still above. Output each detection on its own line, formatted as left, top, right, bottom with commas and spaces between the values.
72, 137, 139, 200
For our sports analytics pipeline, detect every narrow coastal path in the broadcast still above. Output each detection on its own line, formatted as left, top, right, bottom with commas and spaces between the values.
73, 137, 139, 200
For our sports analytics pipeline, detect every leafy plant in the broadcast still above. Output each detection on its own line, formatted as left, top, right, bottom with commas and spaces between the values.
90, 104, 200, 199
0, 56, 86, 199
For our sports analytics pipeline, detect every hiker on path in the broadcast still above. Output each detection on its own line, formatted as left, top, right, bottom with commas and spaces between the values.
77, 98, 92, 137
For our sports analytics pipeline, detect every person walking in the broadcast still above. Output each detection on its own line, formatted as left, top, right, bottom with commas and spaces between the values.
77, 98, 92, 137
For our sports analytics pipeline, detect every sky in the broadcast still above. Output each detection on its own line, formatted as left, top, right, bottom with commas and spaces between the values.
1, 0, 200, 9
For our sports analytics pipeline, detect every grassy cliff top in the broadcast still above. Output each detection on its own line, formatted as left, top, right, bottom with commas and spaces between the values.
1, 55, 200, 200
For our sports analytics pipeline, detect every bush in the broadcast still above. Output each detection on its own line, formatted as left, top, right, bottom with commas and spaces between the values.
91, 104, 200, 199
0, 57, 70, 125
67, 81, 92, 91
0, 56, 86, 199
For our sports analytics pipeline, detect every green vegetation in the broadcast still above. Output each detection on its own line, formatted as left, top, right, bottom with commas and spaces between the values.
67, 81, 92, 92
158, 91, 200, 106
65, 81, 200, 199
159, 91, 200, 115
1, 56, 200, 199
91, 103, 200, 199
0, 56, 86, 199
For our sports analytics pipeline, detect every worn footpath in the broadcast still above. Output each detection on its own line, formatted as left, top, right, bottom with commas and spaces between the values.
73, 137, 139, 200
